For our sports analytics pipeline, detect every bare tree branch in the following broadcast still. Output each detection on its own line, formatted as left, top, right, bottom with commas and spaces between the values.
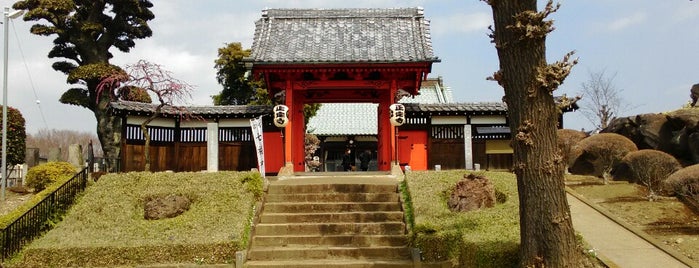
577, 69, 632, 131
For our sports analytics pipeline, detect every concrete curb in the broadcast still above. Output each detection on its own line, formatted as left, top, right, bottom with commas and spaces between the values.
566, 187, 699, 268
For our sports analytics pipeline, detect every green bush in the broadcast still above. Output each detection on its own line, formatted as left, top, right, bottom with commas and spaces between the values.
25, 162, 76, 192
663, 164, 699, 197
569, 133, 638, 180
240, 172, 263, 200
411, 229, 463, 262
0, 106, 26, 168
613, 150, 681, 197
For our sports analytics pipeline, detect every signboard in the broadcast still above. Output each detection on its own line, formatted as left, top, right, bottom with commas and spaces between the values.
250, 116, 265, 177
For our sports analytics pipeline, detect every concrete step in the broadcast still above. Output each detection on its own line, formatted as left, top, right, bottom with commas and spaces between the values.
252, 234, 408, 247
247, 178, 410, 267
259, 211, 405, 223
265, 192, 400, 203
247, 246, 412, 261
254, 222, 406, 236
267, 184, 397, 195
244, 259, 415, 268
263, 202, 402, 213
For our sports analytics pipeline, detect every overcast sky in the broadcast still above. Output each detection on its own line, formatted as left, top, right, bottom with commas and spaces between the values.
1, 0, 697, 134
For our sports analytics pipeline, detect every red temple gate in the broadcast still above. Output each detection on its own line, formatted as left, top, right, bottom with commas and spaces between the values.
247, 8, 439, 172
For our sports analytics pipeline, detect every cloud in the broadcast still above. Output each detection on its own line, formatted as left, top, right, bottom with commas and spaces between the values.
672, 4, 699, 23
111, 40, 220, 106
606, 12, 646, 32
430, 12, 492, 36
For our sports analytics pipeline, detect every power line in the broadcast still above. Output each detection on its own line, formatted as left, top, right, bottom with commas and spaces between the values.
10, 20, 49, 130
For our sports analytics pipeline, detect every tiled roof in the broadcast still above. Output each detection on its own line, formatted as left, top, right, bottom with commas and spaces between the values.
109, 101, 271, 116
249, 8, 439, 64
399, 77, 453, 104
306, 102, 510, 136
307, 103, 378, 136
403, 102, 507, 113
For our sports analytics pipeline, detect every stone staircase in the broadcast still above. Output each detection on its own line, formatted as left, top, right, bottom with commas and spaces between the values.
244, 175, 415, 268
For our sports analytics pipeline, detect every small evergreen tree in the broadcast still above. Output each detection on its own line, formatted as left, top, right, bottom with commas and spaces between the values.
0, 106, 27, 173
13, 0, 155, 172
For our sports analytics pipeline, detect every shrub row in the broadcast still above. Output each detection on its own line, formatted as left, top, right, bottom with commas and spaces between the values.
664, 164, 699, 198
17, 243, 238, 267
560, 130, 699, 199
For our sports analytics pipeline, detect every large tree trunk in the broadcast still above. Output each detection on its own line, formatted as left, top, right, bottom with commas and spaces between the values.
94, 106, 121, 172
141, 123, 151, 172
90, 76, 122, 172
489, 1, 586, 267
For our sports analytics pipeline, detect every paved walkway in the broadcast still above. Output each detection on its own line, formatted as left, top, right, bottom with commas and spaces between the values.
567, 191, 696, 268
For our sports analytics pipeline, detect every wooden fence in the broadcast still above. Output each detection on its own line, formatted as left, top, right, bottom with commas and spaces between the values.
121, 125, 257, 172
0, 167, 89, 262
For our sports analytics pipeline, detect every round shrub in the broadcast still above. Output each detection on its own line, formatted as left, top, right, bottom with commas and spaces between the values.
613, 150, 681, 196
663, 164, 699, 197
569, 133, 638, 179
25, 161, 77, 192
556, 129, 588, 168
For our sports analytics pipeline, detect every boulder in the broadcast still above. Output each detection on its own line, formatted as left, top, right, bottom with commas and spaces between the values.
144, 195, 191, 220
447, 173, 496, 212
602, 109, 699, 165
603, 113, 669, 150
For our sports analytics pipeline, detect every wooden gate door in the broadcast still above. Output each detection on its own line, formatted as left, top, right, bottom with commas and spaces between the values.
398, 130, 428, 170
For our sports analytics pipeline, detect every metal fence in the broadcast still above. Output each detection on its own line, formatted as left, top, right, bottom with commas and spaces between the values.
0, 167, 88, 262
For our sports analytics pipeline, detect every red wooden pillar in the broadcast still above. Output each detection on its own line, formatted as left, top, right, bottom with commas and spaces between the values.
284, 81, 293, 166
286, 90, 306, 172
377, 80, 397, 171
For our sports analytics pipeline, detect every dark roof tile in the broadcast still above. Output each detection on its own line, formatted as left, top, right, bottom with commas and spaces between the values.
249, 8, 438, 64
109, 101, 272, 116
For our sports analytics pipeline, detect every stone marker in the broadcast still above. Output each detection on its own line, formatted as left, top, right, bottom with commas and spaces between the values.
68, 144, 83, 169
48, 147, 61, 162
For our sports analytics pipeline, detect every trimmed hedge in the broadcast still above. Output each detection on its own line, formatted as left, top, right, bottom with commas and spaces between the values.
25, 162, 76, 192
664, 164, 699, 197
613, 150, 681, 196
569, 133, 638, 178
557, 129, 588, 168
18, 243, 238, 267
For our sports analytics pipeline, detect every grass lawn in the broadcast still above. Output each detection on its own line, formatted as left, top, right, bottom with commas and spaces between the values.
8, 171, 262, 267
404, 170, 520, 267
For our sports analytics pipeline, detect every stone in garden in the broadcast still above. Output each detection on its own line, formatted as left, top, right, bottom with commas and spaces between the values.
25, 148, 40, 168
48, 147, 61, 162
68, 144, 83, 169
603, 109, 699, 165
144, 195, 191, 220
447, 173, 496, 212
